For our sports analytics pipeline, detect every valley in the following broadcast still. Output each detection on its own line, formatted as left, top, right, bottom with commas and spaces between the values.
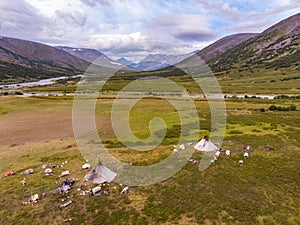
0, 10, 299, 225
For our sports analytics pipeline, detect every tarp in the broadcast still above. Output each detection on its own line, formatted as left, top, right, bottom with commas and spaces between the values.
82, 163, 91, 170
84, 162, 117, 184
5, 171, 14, 177
194, 138, 219, 152
21, 169, 34, 175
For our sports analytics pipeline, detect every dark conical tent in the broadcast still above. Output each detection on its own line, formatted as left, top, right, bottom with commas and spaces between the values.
84, 162, 117, 184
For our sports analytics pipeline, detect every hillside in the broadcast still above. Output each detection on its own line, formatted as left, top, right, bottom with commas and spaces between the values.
197, 33, 258, 61
56, 46, 114, 64
209, 13, 300, 72
0, 37, 90, 84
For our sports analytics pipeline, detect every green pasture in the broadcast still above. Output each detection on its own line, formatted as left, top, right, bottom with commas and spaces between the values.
0, 95, 299, 224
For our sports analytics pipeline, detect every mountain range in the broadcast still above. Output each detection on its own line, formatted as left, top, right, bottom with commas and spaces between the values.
0, 12, 299, 84
131, 53, 195, 71
0, 36, 91, 83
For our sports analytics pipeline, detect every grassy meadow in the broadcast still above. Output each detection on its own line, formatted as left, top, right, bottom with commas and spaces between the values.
0, 89, 299, 224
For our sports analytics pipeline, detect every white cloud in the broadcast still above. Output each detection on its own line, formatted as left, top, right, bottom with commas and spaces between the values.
79, 0, 110, 6
77, 32, 145, 50
217, 0, 300, 34
55, 10, 87, 27
0, 0, 51, 41
195, 0, 241, 21
0, 0, 299, 58
228, 20, 274, 33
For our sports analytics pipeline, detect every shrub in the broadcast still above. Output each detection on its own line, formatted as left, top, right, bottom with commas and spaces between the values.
260, 108, 265, 112
269, 105, 277, 111
288, 105, 297, 111
269, 105, 297, 111
228, 130, 243, 135
15, 91, 23, 95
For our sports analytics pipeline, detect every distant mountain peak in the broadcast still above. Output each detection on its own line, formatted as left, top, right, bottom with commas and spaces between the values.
116, 57, 136, 66
132, 53, 193, 71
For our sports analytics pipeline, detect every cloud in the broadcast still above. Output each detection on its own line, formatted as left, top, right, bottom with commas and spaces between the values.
246, 1, 300, 18
1, 0, 299, 58
172, 28, 216, 42
218, 0, 300, 33
228, 20, 274, 32
55, 10, 87, 27
77, 33, 198, 61
195, 0, 241, 21
149, 14, 217, 42
0, 0, 51, 41
106, 41, 198, 62
79, 0, 110, 6
78, 32, 145, 51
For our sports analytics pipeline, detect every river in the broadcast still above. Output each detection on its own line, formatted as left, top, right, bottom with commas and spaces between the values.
0, 75, 83, 89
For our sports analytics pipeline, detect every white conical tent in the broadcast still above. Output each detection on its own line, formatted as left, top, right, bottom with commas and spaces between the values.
194, 138, 219, 152
84, 162, 117, 184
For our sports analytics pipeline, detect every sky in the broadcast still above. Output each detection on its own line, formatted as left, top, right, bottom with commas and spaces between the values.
0, 0, 299, 61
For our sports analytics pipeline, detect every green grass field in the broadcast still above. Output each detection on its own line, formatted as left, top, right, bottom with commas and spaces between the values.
0, 92, 299, 224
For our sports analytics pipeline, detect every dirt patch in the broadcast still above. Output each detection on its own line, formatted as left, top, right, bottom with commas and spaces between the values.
0, 107, 74, 146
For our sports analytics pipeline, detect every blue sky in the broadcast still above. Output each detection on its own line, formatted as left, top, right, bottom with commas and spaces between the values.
0, 0, 299, 60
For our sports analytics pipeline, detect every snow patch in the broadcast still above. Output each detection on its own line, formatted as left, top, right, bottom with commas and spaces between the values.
110, 62, 122, 66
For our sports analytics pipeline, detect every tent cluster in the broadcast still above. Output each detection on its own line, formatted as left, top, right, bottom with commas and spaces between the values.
15, 159, 127, 209
11, 136, 256, 212
190, 136, 254, 166
173, 136, 253, 165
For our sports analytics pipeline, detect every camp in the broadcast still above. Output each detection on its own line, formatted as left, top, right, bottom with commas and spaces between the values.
84, 162, 117, 184
194, 136, 219, 152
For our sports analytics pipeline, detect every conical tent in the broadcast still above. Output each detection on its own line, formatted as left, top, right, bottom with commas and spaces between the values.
194, 138, 219, 152
84, 162, 117, 184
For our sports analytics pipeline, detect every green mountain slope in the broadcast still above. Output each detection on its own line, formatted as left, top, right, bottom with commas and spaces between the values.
197, 33, 258, 61
0, 36, 91, 84
209, 13, 300, 73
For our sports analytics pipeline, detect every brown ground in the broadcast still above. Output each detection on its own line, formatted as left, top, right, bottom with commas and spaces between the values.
0, 98, 74, 146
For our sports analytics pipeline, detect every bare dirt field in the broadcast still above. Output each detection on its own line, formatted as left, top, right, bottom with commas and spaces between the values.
0, 97, 74, 146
